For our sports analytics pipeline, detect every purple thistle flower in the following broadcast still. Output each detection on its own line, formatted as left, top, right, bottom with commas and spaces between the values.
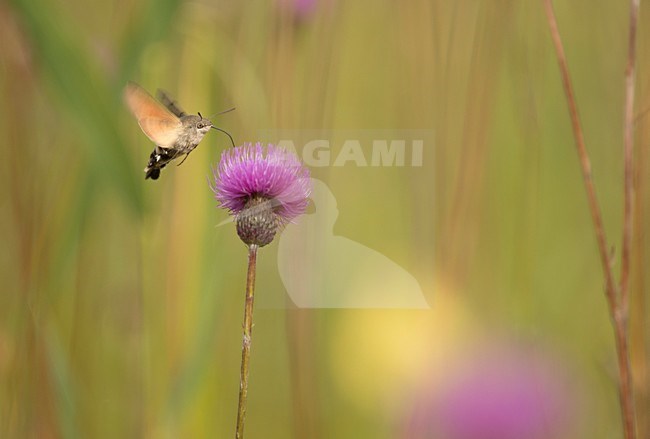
211, 142, 311, 246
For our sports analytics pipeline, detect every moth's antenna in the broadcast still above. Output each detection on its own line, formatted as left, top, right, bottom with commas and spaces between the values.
208, 107, 236, 119
211, 126, 236, 147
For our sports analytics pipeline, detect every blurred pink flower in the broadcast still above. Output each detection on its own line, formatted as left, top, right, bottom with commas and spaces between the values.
402, 343, 577, 439
276, 0, 321, 21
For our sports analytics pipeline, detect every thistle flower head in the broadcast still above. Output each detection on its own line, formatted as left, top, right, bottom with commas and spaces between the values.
211, 142, 311, 246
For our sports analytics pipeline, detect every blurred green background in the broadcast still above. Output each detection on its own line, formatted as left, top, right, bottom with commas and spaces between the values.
1, 0, 649, 437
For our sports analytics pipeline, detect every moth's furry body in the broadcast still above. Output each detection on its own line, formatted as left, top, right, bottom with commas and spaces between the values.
144, 114, 212, 180
124, 82, 219, 180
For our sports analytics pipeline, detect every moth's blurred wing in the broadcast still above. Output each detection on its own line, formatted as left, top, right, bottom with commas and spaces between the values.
124, 82, 182, 148
156, 89, 187, 117
137, 117, 183, 148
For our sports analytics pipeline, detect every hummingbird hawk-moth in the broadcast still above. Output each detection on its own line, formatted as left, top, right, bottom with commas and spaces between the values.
123, 82, 234, 180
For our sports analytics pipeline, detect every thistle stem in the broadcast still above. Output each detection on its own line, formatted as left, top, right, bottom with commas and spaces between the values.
235, 244, 258, 439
